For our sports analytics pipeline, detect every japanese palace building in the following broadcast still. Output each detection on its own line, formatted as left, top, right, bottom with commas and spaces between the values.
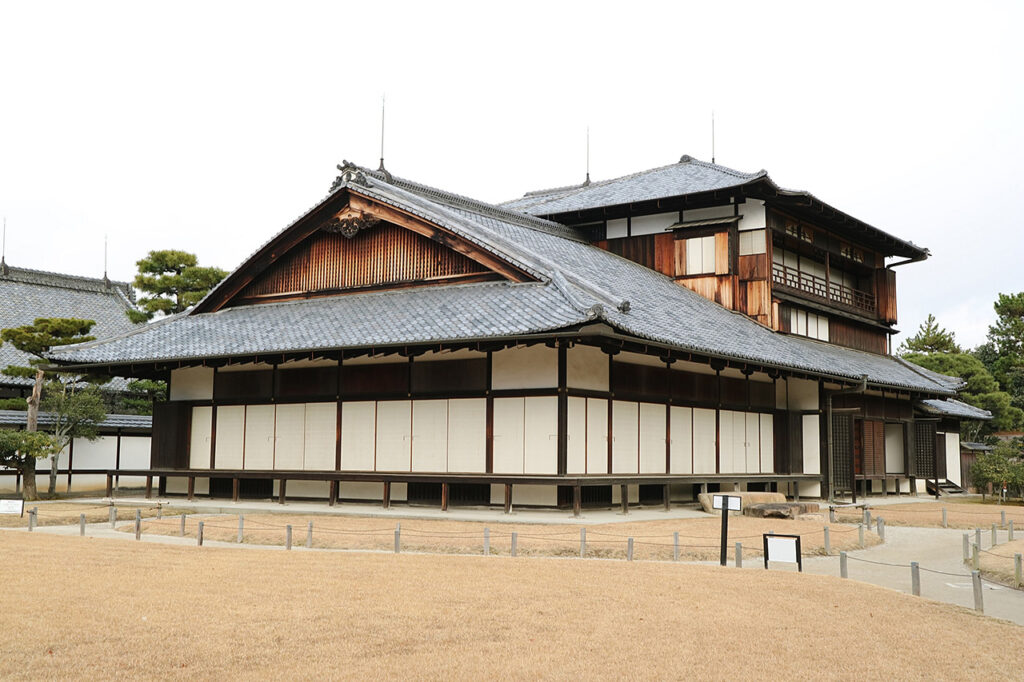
46, 156, 989, 509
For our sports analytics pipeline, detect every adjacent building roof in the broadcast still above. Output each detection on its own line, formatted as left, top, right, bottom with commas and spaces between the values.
960, 442, 994, 452
917, 398, 992, 420
0, 265, 138, 389
0, 409, 151, 431
502, 155, 928, 260
48, 164, 960, 397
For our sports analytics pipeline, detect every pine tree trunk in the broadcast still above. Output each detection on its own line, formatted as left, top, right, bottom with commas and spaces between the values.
48, 452, 58, 497
21, 456, 39, 501
26, 369, 43, 432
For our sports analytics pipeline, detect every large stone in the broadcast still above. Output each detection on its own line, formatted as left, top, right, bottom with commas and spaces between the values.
744, 502, 822, 519
697, 491, 787, 514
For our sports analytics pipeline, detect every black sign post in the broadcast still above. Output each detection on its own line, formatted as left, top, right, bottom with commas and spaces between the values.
712, 494, 741, 566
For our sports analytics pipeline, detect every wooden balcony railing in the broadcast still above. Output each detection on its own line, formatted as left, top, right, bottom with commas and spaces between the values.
772, 263, 876, 315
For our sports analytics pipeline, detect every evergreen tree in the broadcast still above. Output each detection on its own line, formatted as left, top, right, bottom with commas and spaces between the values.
897, 314, 962, 355
129, 250, 227, 322
986, 292, 1024, 410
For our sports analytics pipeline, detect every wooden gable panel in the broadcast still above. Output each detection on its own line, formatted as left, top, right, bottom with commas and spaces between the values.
234, 223, 498, 304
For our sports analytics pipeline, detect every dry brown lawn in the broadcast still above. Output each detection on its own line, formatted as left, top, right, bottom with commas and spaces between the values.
1, 532, 1021, 681
120, 513, 879, 561
0, 501, 171, 528
835, 500, 1024, 530
979, 537, 1024, 587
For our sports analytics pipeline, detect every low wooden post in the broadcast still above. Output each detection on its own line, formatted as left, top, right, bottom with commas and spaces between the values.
572, 485, 581, 518
1015, 553, 1022, 588
863, 508, 870, 527
328, 480, 338, 507
232, 478, 240, 503
626, 537, 634, 561
972, 570, 984, 613
942, 508, 947, 528
278, 479, 287, 505
829, 507, 837, 524
105, 473, 113, 498
734, 542, 742, 568
673, 532, 679, 562
285, 525, 292, 550
134, 509, 141, 541
824, 526, 831, 555
1001, 510, 1007, 527
238, 515, 244, 543
187, 476, 195, 501
504, 484, 512, 515
620, 485, 628, 514
975, 528, 982, 551
306, 521, 313, 549
511, 532, 518, 557
441, 483, 449, 512
1009, 520, 1015, 541
911, 562, 920, 596
962, 533, 970, 562
877, 518, 885, 541
156, 505, 162, 520
579, 528, 586, 558
840, 551, 848, 578
663, 483, 671, 512
484, 528, 490, 556
80, 514, 86, 537
29, 507, 36, 531
972, 543, 980, 570
145, 476, 153, 499
394, 524, 401, 554
109, 506, 117, 528
197, 521, 204, 547
180, 514, 186, 537
383, 481, 391, 509
858, 524, 865, 548
991, 523, 997, 547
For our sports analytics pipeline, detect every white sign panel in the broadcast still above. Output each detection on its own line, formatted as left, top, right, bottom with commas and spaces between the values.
0, 499, 25, 516
712, 494, 741, 511
765, 535, 798, 564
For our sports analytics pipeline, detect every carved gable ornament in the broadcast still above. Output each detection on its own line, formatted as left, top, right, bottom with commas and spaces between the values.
321, 207, 381, 239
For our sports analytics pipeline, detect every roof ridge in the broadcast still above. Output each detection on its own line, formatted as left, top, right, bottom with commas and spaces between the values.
1, 264, 132, 291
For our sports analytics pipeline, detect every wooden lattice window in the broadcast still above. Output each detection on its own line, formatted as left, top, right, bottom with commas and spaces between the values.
832, 413, 853, 491
915, 421, 937, 478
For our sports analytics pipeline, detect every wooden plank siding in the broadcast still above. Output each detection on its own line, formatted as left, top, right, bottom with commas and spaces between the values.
235, 223, 498, 303
828, 318, 888, 354
875, 268, 898, 324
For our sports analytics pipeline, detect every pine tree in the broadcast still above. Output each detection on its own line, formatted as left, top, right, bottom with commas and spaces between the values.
129, 250, 227, 322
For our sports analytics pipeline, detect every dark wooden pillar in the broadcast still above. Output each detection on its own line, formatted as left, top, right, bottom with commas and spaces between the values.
105, 473, 113, 498
232, 478, 240, 502
504, 484, 512, 514
187, 476, 195, 501
663, 483, 671, 511
383, 481, 391, 509
145, 476, 153, 499
329, 480, 338, 507
620, 484, 628, 514
573, 484, 582, 517
441, 482, 449, 511
278, 479, 287, 504
557, 344, 568, 475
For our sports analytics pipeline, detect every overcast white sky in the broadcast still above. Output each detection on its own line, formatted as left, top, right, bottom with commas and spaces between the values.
1, 1, 1020, 348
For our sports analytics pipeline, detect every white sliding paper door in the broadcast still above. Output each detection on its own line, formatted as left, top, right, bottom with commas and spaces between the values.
412, 400, 448, 473
340, 401, 375, 471
586, 398, 608, 474
670, 406, 693, 474
214, 405, 245, 470
304, 403, 337, 471
447, 398, 486, 473
244, 405, 275, 469
493, 398, 525, 474
376, 401, 412, 471
524, 397, 557, 475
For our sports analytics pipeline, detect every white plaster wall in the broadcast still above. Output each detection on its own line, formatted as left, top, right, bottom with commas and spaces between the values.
639, 403, 665, 474
737, 199, 766, 231
414, 349, 486, 362
776, 380, 788, 410
340, 401, 375, 471
274, 404, 306, 470
278, 358, 338, 369
787, 379, 819, 411
68, 436, 117, 491
617, 351, 666, 368
112, 436, 152, 489
510, 484, 558, 506
885, 423, 905, 474
944, 432, 962, 486
339, 482, 385, 500
693, 408, 717, 473
524, 396, 557, 475
412, 400, 448, 473
611, 401, 639, 474
669, 406, 693, 474
745, 413, 761, 473
798, 482, 821, 498
447, 398, 486, 473
190, 406, 213, 469
673, 360, 717, 377
631, 211, 677, 236
682, 205, 734, 222
586, 398, 608, 474
244, 405, 275, 469
491, 345, 557, 390
215, 405, 245, 469
567, 345, 609, 391
375, 401, 411, 471
342, 356, 407, 367
285, 481, 331, 499
802, 414, 821, 475
391, 482, 408, 502
492, 397, 524, 474
567, 397, 587, 475
170, 366, 214, 401
606, 218, 628, 239
304, 403, 337, 471
166, 476, 210, 495
218, 362, 273, 372
760, 414, 774, 474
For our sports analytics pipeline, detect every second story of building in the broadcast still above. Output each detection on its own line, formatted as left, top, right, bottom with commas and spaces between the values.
502, 156, 928, 355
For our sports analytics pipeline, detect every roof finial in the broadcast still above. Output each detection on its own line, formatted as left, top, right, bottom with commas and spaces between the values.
1, 217, 8, 276
378, 94, 386, 173
584, 126, 591, 186
103, 234, 110, 286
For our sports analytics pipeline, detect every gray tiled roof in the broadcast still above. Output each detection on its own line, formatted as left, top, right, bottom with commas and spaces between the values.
500, 155, 765, 214
0, 409, 151, 430
917, 398, 993, 420
0, 266, 138, 389
49, 167, 960, 396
